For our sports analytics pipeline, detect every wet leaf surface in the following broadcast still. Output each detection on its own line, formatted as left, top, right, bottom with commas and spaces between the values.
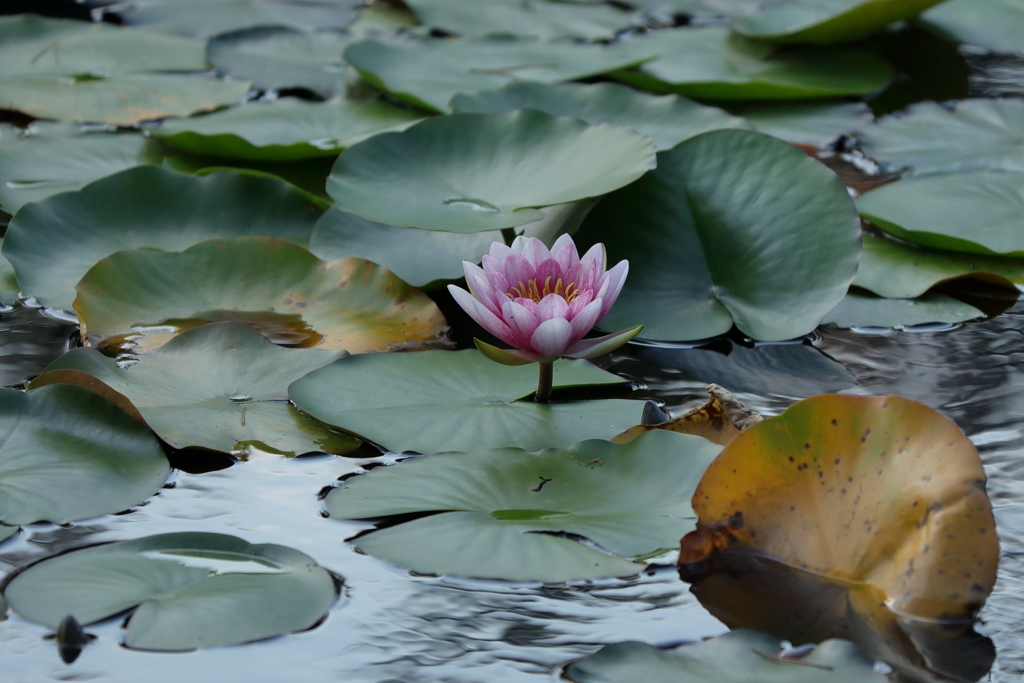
821, 291, 985, 329
326, 109, 656, 233
74, 237, 449, 355
0, 384, 168, 526
4, 167, 327, 312
576, 129, 861, 341
32, 322, 360, 457
289, 349, 641, 453
326, 431, 719, 581
4, 532, 336, 650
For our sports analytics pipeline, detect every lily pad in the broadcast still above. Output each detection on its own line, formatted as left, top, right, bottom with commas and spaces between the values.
854, 232, 1024, 298
922, 0, 1024, 56
565, 631, 885, 683
0, 248, 19, 305
575, 129, 861, 341
0, 526, 15, 544
153, 96, 425, 160
4, 532, 336, 651
0, 127, 166, 214
4, 166, 328, 313
342, 36, 653, 113
74, 237, 449, 355
821, 290, 984, 329
727, 0, 947, 44
405, 0, 639, 39
451, 81, 750, 150
309, 208, 499, 288
859, 98, 1024, 175
162, 152, 337, 202
0, 383, 168, 526
206, 26, 353, 98
33, 323, 360, 457
108, 0, 360, 39
857, 171, 1024, 256
326, 430, 720, 581
289, 349, 642, 453
613, 27, 894, 100
327, 109, 656, 233
741, 101, 873, 147
679, 394, 998, 623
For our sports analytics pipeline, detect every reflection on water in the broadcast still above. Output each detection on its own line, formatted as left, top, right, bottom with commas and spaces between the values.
0, 306, 77, 388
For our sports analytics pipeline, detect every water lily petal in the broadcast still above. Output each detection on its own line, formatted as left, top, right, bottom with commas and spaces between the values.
503, 299, 541, 348
474, 338, 542, 366
534, 258, 563, 291
464, 261, 502, 315
579, 242, 606, 275
503, 253, 535, 293
564, 325, 643, 359
568, 298, 603, 343
536, 293, 569, 321
530, 317, 574, 358
449, 285, 516, 343
521, 237, 552, 268
596, 260, 629, 320
510, 235, 528, 254
566, 289, 595, 319
489, 242, 513, 261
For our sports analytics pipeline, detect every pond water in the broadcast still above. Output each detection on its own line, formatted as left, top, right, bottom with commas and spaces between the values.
0, 301, 1020, 682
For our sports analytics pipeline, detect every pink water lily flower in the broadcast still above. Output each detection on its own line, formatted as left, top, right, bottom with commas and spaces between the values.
448, 235, 642, 369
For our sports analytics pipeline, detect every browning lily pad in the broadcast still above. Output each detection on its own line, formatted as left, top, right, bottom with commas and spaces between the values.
289, 349, 641, 453
575, 129, 861, 341
73, 237, 449, 355
326, 109, 656, 233
32, 322, 360, 457
153, 96, 424, 160
405, 0, 639, 39
3, 166, 328, 313
0, 383, 168, 526
4, 533, 336, 651
325, 431, 720, 581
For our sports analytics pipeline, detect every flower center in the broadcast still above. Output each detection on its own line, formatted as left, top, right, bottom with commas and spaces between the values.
506, 277, 581, 304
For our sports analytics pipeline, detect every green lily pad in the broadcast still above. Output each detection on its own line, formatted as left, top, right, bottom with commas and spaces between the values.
451, 81, 750, 150
575, 129, 861, 342
289, 349, 641, 454
206, 26, 353, 99
0, 126, 166, 214
108, 0, 360, 39
0, 247, 18, 305
342, 36, 653, 113
821, 291, 984, 329
857, 171, 1024, 256
741, 101, 873, 147
0, 383, 168, 526
3, 532, 336, 651
153, 96, 425, 160
162, 152, 337, 202
859, 98, 1024, 175
854, 232, 1024, 298
326, 430, 720, 581
565, 630, 885, 683
4, 166, 327, 312
727, 0, 947, 44
0, 525, 15, 544
613, 27, 894, 100
405, 0, 639, 39
922, 0, 1024, 56
74, 237, 449, 355
309, 208, 499, 288
327, 109, 656, 233
34, 322, 360, 457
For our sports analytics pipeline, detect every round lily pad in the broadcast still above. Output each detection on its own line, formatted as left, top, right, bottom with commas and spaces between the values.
309, 208, 499, 288
289, 349, 642, 454
154, 96, 424, 160
854, 232, 1024, 299
206, 26, 353, 98
326, 430, 720, 581
575, 129, 862, 341
4, 532, 336, 651
3, 166, 328, 313
857, 171, 1024, 256
727, 0, 947, 44
73, 237, 449, 355
821, 291, 984, 329
406, 0, 639, 39
922, 0, 1024, 56
740, 101, 873, 147
0, 383, 168, 526
451, 81, 751, 150
342, 36, 652, 113
613, 27, 894, 100
326, 109, 656, 233
566, 631, 885, 683
33, 322, 360, 457
859, 98, 1024, 176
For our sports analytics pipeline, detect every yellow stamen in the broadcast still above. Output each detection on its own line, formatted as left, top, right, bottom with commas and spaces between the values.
505, 277, 583, 304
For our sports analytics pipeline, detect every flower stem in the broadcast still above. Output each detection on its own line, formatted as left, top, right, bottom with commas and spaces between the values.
535, 361, 553, 403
